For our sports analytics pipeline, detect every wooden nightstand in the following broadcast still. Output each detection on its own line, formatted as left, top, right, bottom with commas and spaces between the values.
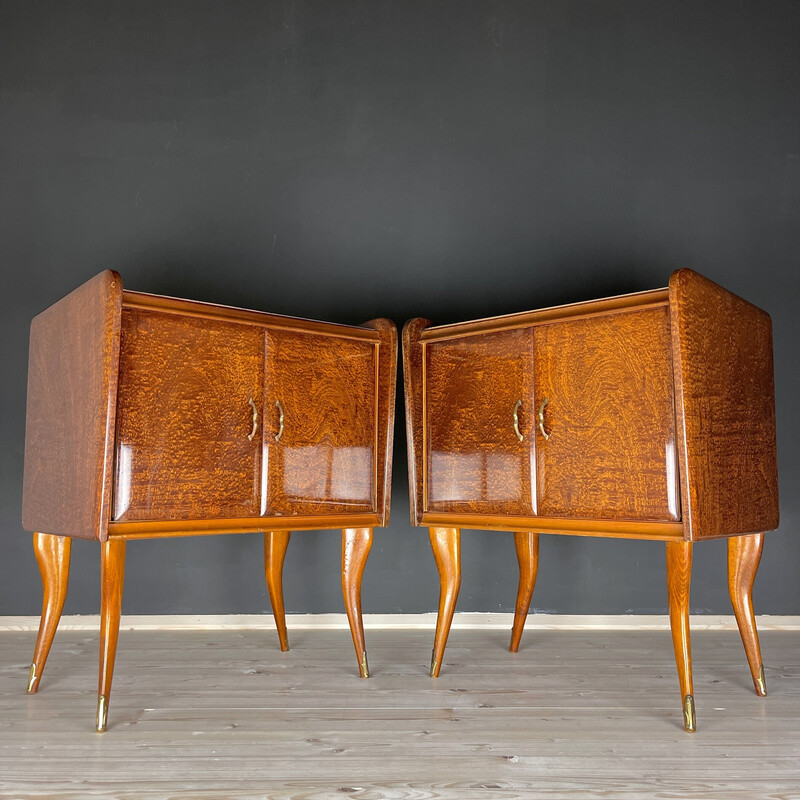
403, 269, 778, 732
22, 270, 397, 731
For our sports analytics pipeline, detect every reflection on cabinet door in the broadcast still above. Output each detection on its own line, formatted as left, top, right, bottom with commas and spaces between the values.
533, 307, 680, 522
265, 329, 377, 515
113, 310, 264, 521
424, 328, 535, 515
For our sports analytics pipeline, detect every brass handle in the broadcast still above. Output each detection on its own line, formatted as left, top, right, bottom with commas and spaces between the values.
538, 397, 551, 440
513, 399, 524, 441
248, 397, 258, 441
275, 399, 284, 442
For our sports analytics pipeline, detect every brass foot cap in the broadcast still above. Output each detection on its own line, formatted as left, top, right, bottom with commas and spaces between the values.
755, 665, 767, 697
359, 651, 370, 679
430, 649, 439, 678
683, 694, 696, 733
96, 694, 108, 733
26, 663, 38, 694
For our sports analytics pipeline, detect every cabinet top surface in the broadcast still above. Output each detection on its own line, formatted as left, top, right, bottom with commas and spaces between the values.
122, 288, 381, 341
419, 286, 670, 340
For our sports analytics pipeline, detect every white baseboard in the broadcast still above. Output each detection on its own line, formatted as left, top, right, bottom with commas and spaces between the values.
0, 613, 798, 632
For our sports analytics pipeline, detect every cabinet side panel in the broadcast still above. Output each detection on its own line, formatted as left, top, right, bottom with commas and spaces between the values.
22, 270, 122, 540
669, 269, 779, 540
402, 319, 430, 526
362, 319, 398, 526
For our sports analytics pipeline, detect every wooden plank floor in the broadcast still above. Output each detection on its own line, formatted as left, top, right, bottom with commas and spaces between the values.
0, 628, 798, 799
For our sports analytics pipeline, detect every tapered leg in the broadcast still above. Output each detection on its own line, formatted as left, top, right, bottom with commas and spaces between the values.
342, 528, 373, 678
27, 532, 71, 694
728, 532, 767, 696
510, 531, 539, 653
264, 530, 291, 652
97, 538, 126, 733
666, 540, 695, 732
429, 527, 461, 678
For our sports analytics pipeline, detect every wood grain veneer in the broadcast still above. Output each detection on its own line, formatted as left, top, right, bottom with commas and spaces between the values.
265, 329, 376, 516
669, 269, 779, 540
534, 306, 679, 522
22, 270, 122, 541
402, 317, 430, 527
424, 327, 535, 516
114, 309, 264, 522
362, 317, 398, 527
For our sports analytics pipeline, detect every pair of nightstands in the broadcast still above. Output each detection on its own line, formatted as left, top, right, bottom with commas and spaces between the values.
22, 269, 778, 732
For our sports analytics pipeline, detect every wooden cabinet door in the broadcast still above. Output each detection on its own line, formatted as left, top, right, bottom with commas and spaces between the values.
533, 307, 680, 522
113, 310, 265, 521
264, 329, 377, 516
424, 329, 535, 515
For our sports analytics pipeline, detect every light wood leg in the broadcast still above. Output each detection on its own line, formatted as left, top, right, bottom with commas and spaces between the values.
342, 528, 373, 678
728, 532, 767, 696
429, 527, 461, 678
97, 539, 126, 733
510, 531, 539, 653
264, 530, 291, 652
27, 532, 71, 694
666, 540, 695, 732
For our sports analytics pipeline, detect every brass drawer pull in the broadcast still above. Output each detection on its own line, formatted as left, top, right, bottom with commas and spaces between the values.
538, 397, 551, 440
275, 399, 285, 442
247, 398, 259, 441
513, 399, 524, 441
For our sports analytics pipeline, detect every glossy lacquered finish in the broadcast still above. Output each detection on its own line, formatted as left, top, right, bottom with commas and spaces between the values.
26, 532, 71, 695
425, 328, 534, 515
666, 540, 695, 732
114, 309, 264, 521
404, 269, 779, 732
510, 531, 539, 654
533, 307, 679, 522
22, 272, 397, 730
728, 532, 767, 696
429, 527, 461, 679
669, 269, 779, 540
265, 329, 377, 516
264, 530, 291, 652
342, 528, 374, 678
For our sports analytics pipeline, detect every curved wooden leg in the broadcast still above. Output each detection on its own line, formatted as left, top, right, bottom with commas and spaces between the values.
264, 530, 291, 652
666, 540, 695, 732
510, 531, 539, 653
27, 532, 71, 694
429, 527, 461, 678
728, 532, 767, 696
97, 539, 126, 733
342, 528, 373, 678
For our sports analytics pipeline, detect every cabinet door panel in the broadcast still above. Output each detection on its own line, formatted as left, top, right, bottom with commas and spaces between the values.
425, 329, 535, 515
114, 310, 264, 521
534, 307, 680, 521
265, 330, 377, 515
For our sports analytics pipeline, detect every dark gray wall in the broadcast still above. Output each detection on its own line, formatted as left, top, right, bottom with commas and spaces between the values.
1, 1, 798, 617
